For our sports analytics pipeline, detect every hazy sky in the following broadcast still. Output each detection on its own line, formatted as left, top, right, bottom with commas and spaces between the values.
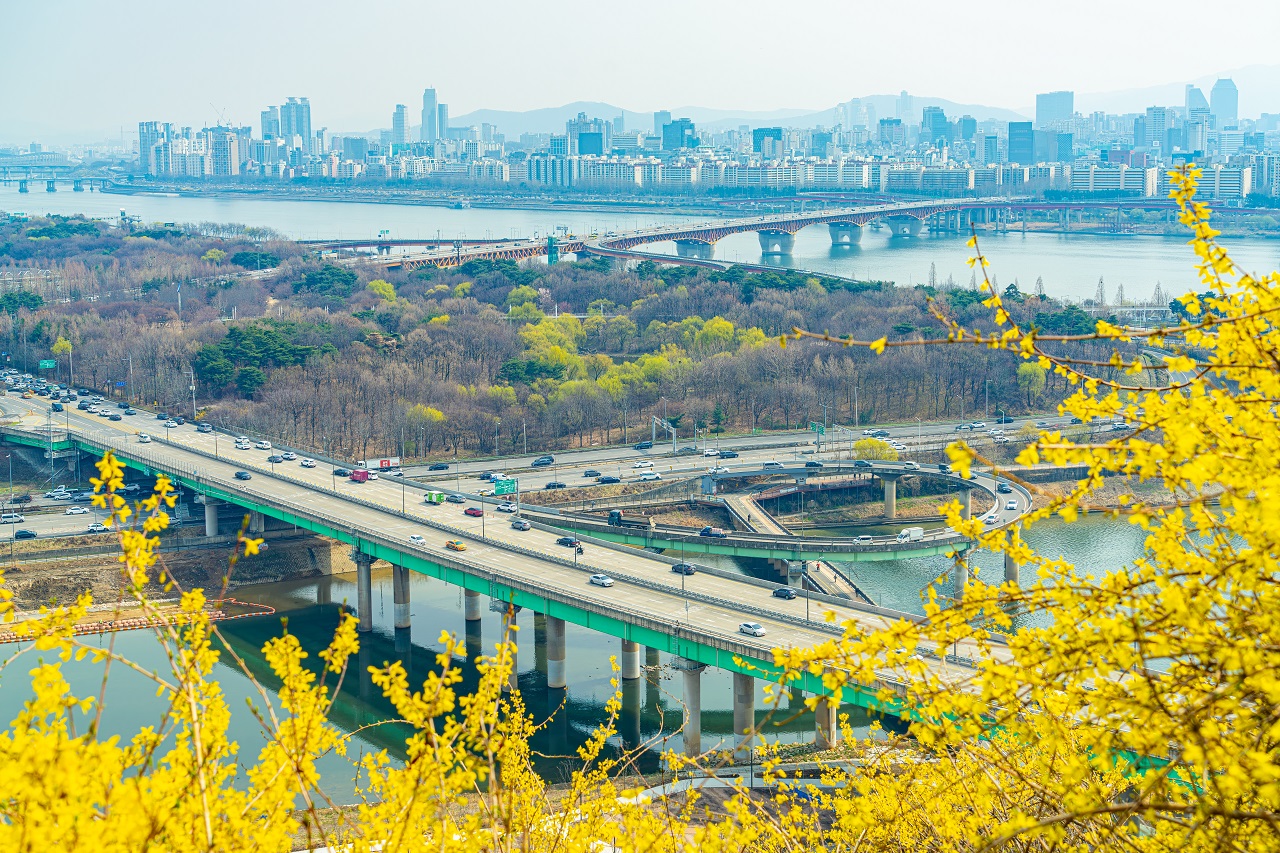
3, 0, 1279, 144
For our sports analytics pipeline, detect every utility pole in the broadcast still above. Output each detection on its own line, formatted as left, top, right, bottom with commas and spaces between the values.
985, 380, 991, 419
187, 368, 197, 420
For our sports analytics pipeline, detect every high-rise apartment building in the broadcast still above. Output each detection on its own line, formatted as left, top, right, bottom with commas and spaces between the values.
137, 121, 173, 174
895, 90, 914, 121
437, 103, 450, 138
1007, 121, 1035, 164
1211, 78, 1238, 128
280, 97, 312, 153
209, 130, 239, 177
566, 112, 611, 154
260, 107, 280, 139
878, 118, 905, 147
1035, 91, 1074, 128
653, 111, 672, 136
421, 88, 438, 142
392, 104, 409, 146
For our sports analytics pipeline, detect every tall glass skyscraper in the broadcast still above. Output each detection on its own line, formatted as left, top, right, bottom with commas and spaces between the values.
421, 88, 438, 142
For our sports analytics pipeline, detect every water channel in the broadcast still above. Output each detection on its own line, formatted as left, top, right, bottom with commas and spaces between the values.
2, 184, 1277, 303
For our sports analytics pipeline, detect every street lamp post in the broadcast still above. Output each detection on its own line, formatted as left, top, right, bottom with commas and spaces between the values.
915, 417, 922, 442
985, 380, 991, 419
521, 420, 527, 456
495, 418, 501, 456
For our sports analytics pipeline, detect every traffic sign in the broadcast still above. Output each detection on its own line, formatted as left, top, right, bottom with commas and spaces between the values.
494, 478, 517, 496
38, 359, 55, 369
809, 421, 825, 435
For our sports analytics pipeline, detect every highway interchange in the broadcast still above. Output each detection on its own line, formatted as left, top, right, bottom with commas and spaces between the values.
0, 395, 1030, 674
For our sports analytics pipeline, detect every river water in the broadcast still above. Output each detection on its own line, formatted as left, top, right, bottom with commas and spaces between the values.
2, 184, 1276, 303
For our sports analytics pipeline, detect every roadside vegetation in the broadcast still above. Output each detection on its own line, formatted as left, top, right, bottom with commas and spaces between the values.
0, 216, 1131, 462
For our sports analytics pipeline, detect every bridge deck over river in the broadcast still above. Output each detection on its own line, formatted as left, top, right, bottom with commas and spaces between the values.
1, 397, 1005, 755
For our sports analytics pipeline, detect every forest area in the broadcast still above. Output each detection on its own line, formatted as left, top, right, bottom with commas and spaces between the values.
0, 214, 1133, 461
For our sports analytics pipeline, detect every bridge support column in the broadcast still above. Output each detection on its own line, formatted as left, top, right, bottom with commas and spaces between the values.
355, 553, 374, 633
882, 475, 899, 519
464, 588, 482, 622
886, 217, 923, 237
757, 230, 795, 255
1004, 552, 1020, 587
733, 671, 756, 760
621, 639, 641, 680
675, 657, 706, 757
828, 222, 863, 245
392, 565, 411, 629
621, 677, 642, 749
816, 697, 839, 749
465, 618, 482, 664
546, 616, 566, 689
203, 497, 221, 537
961, 488, 972, 520
645, 646, 661, 709
248, 511, 266, 534
953, 562, 969, 603
674, 239, 716, 260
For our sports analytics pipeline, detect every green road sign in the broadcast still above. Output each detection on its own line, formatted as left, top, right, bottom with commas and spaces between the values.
494, 478, 517, 496
809, 422, 825, 435
38, 360, 56, 369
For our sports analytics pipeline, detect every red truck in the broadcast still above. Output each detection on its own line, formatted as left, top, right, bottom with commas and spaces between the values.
349, 469, 370, 483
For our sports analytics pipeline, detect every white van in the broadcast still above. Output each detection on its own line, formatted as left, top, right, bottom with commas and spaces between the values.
762, 460, 784, 469
896, 526, 925, 543
1, 513, 25, 524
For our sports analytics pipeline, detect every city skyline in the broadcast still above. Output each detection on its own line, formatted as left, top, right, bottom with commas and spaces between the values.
3, 0, 1280, 144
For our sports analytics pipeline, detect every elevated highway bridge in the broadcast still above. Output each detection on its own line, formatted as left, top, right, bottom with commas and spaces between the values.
0, 397, 1011, 756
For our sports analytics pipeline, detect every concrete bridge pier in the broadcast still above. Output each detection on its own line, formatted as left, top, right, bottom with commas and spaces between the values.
392, 565, 411, 629
953, 562, 969, 602
882, 474, 900, 519
885, 216, 923, 237
645, 647, 661, 709
464, 588, 482, 622
1004, 552, 1020, 587
733, 671, 756, 760
355, 552, 374, 633
533, 613, 547, 676
816, 697, 839, 748
960, 488, 972, 520
465, 618, 482, 664
757, 229, 796, 255
203, 497, 221, 537
621, 677, 642, 749
547, 616, 567, 689
828, 222, 863, 245
621, 639, 641, 680
674, 239, 716, 260
674, 657, 706, 756
248, 511, 266, 535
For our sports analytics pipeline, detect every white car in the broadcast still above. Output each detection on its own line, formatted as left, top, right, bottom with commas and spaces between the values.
408, 534, 427, 545
367, 472, 378, 480
589, 574, 614, 587
638, 472, 661, 481
281, 452, 297, 461
702, 448, 719, 457
300, 458, 316, 468
739, 622, 767, 637
65, 506, 90, 515
478, 488, 495, 496
984, 515, 999, 525
254, 440, 271, 450
970, 421, 986, 429
633, 460, 653, 468
708, 466, 730, 474
902, 461, 920, 470
1005, 499, 1018, 511
235, 442, 251, 450
138, 434, 152, 444
165, 420, 178, 428
862, 428, 877, 436
496, 502, 517, 513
